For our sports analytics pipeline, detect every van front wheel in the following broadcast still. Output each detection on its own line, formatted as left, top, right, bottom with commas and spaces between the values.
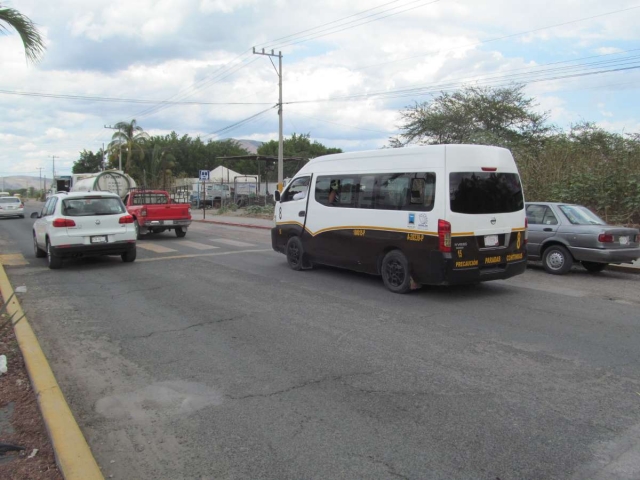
286, 236, 305, 271
381, 250, 411, 294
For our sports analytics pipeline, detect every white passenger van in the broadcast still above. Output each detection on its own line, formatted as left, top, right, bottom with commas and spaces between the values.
272, 145, 527, 293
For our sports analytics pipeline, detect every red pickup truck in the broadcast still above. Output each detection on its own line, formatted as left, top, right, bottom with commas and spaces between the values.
123, 190, 192, 238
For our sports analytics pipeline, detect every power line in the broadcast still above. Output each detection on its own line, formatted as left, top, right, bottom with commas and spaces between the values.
353, 4, 640, 73
201, 106, 277, 141
0, 89, 273, 105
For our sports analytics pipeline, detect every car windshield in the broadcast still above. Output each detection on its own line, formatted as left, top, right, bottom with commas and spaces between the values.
558, 205, 606, 225
0, 198, 20, 204
62, 197, 126, 216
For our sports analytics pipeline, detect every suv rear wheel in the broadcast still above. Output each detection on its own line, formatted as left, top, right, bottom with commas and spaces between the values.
34, 234, 46, 258
46, 240, 62, 270
121, 248, 137, 263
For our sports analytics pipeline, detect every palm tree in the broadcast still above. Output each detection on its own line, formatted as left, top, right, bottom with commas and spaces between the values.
108, 120, 149, 174
0, 4, 45, 64
147, 145, 175, 189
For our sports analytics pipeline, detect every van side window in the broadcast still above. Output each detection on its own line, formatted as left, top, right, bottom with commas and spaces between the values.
315, 176, 356, 207
358, 175, 376, 209
282, 176, 310, 203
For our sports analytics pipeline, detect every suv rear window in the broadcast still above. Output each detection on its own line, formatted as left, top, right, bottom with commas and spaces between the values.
62, 197, 126, 216
449, 172, 524, 214
0, 197, 20, 203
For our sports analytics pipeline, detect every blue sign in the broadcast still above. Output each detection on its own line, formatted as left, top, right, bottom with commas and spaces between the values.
408, 213, 415, 224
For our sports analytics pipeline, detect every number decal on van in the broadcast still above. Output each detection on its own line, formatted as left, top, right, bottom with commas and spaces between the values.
353, 229, 366, 237
407, 233, 424, 242
279, 207, 282, 220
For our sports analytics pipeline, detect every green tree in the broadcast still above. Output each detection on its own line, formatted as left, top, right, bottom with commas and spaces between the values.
145, 145, 176, 189
72, 149, 105, 174
0, 3, 45, 63
391, 85, 551, 148
28, 186, 35, 198
257, 133, 342, 177
108, 119, 149, 176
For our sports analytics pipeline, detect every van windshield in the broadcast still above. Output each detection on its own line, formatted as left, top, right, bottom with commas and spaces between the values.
449, 172, 524, 214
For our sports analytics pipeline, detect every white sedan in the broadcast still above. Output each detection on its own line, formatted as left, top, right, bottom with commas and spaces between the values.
0, 197, 25, 218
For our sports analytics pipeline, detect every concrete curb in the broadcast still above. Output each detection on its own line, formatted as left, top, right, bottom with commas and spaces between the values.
194, 219, 272, 230
606, 264, 640, 275
0, 264, 104, 480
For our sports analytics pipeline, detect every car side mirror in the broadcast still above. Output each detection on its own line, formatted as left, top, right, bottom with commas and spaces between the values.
274, 190, 281, 202
30, 212, 40, 219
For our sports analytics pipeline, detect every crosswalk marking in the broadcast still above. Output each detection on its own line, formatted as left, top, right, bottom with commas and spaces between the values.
209, 238, 256, 248
176, 240, 219, 251
0, 253, 28, 266
136, 243, 177, 254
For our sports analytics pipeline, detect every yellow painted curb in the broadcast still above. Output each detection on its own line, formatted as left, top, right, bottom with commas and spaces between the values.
0, 263, 104, 480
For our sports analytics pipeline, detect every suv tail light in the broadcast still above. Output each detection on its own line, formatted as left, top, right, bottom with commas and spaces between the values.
52, 218, 76, 228
438, 219, 451, 253
598, 233, 614, 243
119, 215, 134, 224
140, 207, 147, 217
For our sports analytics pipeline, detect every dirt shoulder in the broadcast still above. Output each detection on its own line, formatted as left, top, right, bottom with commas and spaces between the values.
0, 312, 62, 480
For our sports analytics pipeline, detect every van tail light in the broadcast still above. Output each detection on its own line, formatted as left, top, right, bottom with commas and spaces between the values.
438, 219, 452, 253
140, 207, 147, 217
598, 233, 614, 243
524, 218, 528, 245
481, 167, 497, 172
119, 215, 134, 224
52, 218, 76, 228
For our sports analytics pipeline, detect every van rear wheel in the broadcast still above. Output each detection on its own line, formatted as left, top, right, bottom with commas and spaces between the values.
381, 250, 412, 294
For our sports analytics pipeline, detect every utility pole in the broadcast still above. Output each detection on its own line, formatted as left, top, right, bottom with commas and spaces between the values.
253, 47, 284, 191
51, 155, 58, 192
36, 167, 44, 197
104, 125, 122, 171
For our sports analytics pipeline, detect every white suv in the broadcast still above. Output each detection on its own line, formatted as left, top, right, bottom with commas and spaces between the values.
32, 192, 137, 269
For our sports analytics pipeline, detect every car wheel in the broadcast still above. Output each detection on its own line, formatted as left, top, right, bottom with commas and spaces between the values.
286, 236, 306, 271
542, 245, 573, 275
175, 227, 187, 238
33, 234, 46, 258
582, 261, 607, 273
134, 219, 142, 240
381, 250, 412, 294
46, 240, 62, 270
121, 248, 137, 263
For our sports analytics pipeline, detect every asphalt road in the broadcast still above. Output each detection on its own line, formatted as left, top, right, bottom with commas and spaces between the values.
2, 203, 640, 480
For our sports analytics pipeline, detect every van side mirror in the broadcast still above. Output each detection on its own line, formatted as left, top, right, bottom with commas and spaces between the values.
30, 212, 40, 219
274, 190, 281, 202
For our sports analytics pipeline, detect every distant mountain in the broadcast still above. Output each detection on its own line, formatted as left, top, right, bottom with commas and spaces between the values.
0, 175, 51, 191
224, 139, 263, 154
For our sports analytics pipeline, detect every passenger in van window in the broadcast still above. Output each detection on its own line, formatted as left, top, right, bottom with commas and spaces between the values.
328, 180, 340, 205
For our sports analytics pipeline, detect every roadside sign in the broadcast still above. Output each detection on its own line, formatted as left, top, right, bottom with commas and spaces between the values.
199, 170, 210, 181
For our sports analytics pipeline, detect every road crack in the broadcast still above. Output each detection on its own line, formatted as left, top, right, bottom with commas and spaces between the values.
123, 315, 244, 340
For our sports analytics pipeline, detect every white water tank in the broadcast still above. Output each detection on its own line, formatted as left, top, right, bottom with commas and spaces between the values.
71, 171, 136, 199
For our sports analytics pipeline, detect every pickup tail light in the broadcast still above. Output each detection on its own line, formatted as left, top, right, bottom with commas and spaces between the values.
140, 207, 147, 217
438, 219, 452, 253
52, 218, 76, 228
119, 215, 134, 224
598, 233, 614, 243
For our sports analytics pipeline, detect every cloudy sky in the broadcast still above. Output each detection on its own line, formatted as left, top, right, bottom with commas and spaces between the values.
1, 0, 639, 178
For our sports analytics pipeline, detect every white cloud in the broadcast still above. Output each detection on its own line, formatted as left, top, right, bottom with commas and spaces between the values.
595, 47, 624, 55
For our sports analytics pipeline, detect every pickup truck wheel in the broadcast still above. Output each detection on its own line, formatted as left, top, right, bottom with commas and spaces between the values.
134, 219, 142, 239
582, 261, 607, 273
542, 245, 573, 275
175, 227, 187, 238
121, 248, 137, 263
